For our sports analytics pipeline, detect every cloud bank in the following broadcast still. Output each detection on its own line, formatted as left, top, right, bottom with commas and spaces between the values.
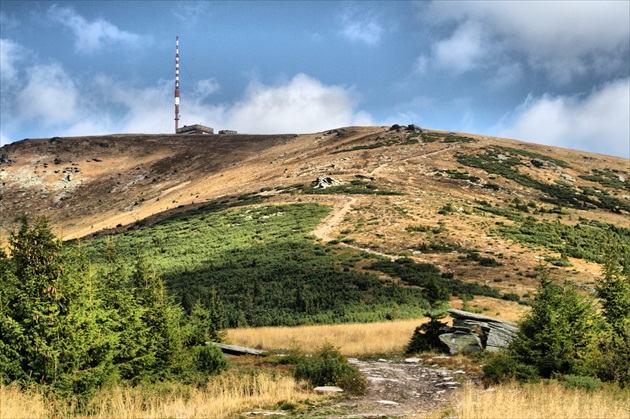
495, 79, 630, 157
420, 1, 629, 82
48, 5, 146, 53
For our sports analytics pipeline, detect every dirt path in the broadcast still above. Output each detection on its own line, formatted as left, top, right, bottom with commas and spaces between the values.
323, 357, 472, 418
312, 197, 357, 241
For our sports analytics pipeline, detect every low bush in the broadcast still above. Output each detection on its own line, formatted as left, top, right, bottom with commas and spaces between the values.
561, 374, 603, 391
482, 352, 540, 384
293, 343, 366, 395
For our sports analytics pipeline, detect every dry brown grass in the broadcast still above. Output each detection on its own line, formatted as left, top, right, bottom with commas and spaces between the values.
427, 380, 630, 419
226, 318, 429, 357
0, 384, 49, 419
0, 371, 325, 419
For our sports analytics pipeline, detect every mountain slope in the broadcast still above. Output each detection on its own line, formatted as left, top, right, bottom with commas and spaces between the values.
1, 126, 628, 319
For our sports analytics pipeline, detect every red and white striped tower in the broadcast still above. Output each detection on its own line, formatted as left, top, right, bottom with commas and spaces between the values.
174, 36, 180, 133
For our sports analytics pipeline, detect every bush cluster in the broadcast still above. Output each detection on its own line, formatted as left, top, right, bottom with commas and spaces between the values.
293, 343, 366, 395
483, 249, 630, 388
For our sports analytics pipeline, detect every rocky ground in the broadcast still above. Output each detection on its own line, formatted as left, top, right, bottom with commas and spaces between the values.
331, 356, 472, 418
242, 356, 477, 418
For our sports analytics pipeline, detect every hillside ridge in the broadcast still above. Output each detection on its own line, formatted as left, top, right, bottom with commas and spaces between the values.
2, 126, 629, 318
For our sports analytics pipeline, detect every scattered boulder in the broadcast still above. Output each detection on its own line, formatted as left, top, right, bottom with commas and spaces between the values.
209, 342, 266, 357
390, 124, 423, 133
49, 137, 62, 146
327, 128, 348, 138
438, 309, 519, 354
438, 332, 483, 354
530, 159, 558, 171
0, 154, 14, 165
561, 173, 576, 182
312, 177, 343, 188
314, 386, 344, 393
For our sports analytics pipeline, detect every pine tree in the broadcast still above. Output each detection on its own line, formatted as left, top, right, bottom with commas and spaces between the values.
509, 266, 602, 378
406, 277, 449, 354
0, 217, 113, 394
597, 239, 630, 336
128, 254, 183, 382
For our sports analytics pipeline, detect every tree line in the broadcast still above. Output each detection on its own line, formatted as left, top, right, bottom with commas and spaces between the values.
0, 217, 227, 397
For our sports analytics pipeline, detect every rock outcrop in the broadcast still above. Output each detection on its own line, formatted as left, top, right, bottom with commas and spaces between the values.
439, 309, 519, 354
312, 177, 343, 188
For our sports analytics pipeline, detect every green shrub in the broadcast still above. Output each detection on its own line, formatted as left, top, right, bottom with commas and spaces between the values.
502, 293, 521, 302
561, 374, 603, 391
293, 343, 366, 395
405, 318, 449, 354
192, 345, 228, 375
482, 353, 539, 384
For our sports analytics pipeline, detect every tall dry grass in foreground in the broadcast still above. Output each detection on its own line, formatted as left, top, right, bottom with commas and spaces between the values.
431, 380, 630, 419
0, 371, 323, 419
0, 384, 49, 419
227, 318, 428, 356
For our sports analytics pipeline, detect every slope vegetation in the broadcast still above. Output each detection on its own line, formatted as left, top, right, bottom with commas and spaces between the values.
1, 126, 629, 320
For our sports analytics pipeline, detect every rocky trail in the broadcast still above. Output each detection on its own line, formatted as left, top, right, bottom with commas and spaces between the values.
328, 357, 471, 418
243, 356, 474, 418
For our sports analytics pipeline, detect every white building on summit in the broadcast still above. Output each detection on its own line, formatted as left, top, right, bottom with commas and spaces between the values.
176, 124, 214, 135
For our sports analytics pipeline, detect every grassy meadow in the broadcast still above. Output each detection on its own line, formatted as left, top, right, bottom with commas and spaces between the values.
429, 380, 630, 419
0, 370, 327, 419
227, 318, 429, 357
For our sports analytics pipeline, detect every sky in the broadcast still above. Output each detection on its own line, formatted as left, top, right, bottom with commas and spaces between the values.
1, 1, 629, 158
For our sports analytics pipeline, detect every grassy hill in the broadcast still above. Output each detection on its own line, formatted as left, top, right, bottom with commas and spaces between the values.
1, 125, 629, 322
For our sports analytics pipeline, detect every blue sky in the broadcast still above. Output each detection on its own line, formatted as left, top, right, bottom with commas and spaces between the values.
1, 1, 628, 157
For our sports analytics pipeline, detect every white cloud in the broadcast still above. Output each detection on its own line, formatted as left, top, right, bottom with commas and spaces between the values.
0, 38, 23, 84
422, 1, 629, 83
48, 5, 145, 53
432, 21, 488, 74
495, 78, 630, 157
340, 8, 384, 45
222, 74, 373, 133
173, 1, 211, 25
194, 78, 220, 99
16, 63, 81, 126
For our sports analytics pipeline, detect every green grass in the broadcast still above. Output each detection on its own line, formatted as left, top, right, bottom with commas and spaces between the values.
80, 202, 430, 327
494, 218, 630, 264
456, 148, 630, 214
330, 135, 418, 154
580, 169, 630, 191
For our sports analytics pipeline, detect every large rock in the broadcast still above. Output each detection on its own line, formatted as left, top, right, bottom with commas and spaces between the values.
440, 309, 519, 353
312, 177, 343, 188
438, 332, 483, 354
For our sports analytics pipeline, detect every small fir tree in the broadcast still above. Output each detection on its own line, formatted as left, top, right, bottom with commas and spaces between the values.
509, 266, 602, 378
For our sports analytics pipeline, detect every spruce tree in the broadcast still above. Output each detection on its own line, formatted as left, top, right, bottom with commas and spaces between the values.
406, 278, 449, 354
128, 254, 183, 382
0, 217, 112, 394
597, 239, 630, 336
594, 238, 630, 387
509, 266, 602, 378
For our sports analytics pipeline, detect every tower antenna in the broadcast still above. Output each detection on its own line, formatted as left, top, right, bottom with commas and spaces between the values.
174, 36, 180, 133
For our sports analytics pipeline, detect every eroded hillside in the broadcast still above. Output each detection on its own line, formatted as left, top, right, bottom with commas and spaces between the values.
1, 126, 629, 317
